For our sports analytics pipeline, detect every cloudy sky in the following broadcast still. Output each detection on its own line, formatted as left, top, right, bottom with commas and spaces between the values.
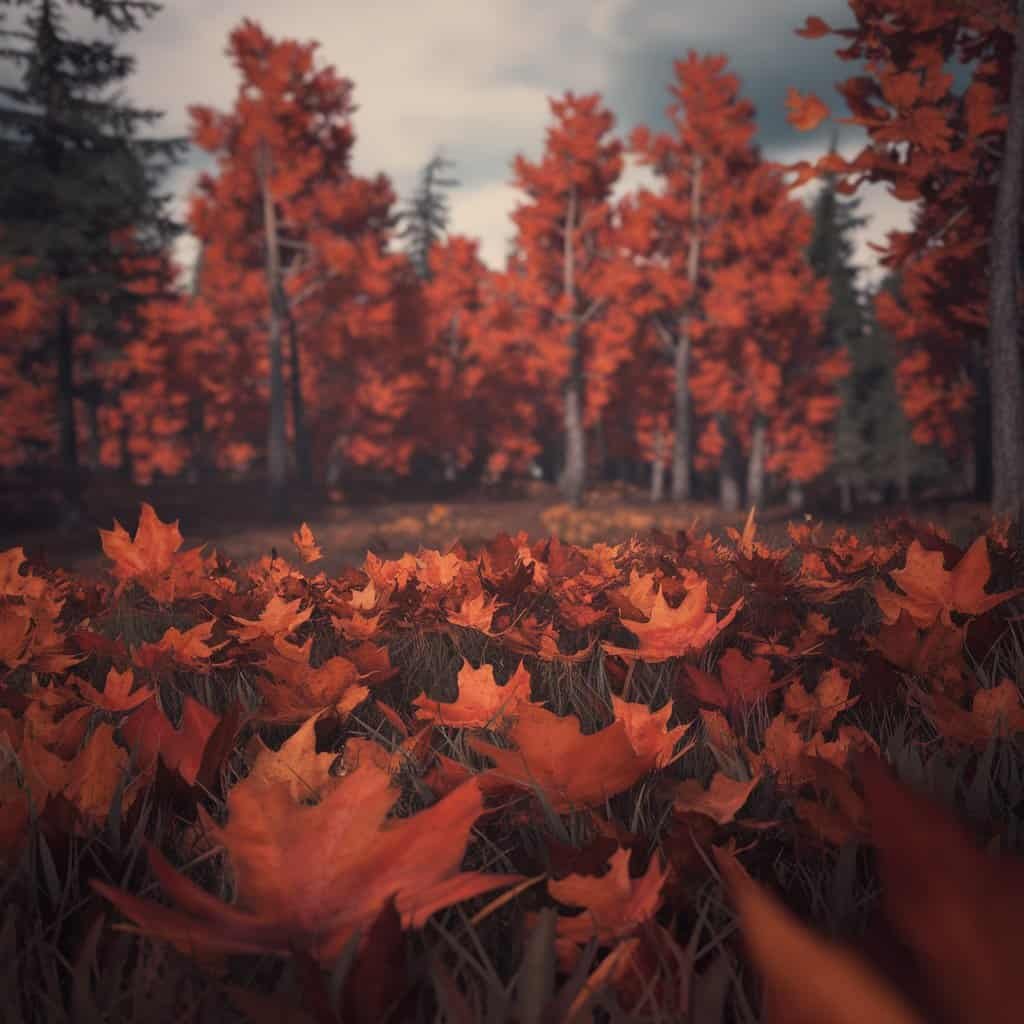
107, 0, 912, 285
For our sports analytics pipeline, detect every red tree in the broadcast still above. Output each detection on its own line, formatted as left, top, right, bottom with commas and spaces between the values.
790, 1, 1024, 517
510, 92, 624, 505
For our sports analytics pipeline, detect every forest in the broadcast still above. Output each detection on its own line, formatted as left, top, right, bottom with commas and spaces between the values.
2, 1, 1024, 1023
1, 0, 1022, 534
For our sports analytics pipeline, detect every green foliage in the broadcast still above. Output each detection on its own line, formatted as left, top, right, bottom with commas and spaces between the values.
399, 151, 460, 281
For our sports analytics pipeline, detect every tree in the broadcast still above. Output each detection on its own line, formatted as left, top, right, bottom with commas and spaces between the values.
691, 158, 838, 511
791, 0, 1024, 520
399, 152, 459, 281
629, 53, 761, 503
805, 147, 871, 511
188, 20, 407, 512
511, 92, 624, 506
0, 0, 186, 520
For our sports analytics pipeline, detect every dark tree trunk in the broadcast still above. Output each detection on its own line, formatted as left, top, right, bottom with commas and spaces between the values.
670, 328, 692, 501
989, 0, 1024, 521
284, 301, 313, 490
650, 425, 666, 503
718, 414, 742, 514
559, 186, 587, 506
259, 141, 289, 520
895, 425, 911, 504
54, 301, 81, 525
671, 155, 702, 503
561, 341, 587, 506
971, 346, 993, 501
746, 415, 767, 508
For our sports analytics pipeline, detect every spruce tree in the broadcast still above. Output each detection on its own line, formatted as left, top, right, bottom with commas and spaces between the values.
806, 157, 869, 513
0, 0, 186, 521
399, 151, 459, 281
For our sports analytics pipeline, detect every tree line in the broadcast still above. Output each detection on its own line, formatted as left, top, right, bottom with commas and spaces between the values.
1, 0, 1022, 525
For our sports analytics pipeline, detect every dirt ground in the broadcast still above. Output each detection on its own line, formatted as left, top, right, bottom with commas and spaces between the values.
2, 475, 999, 579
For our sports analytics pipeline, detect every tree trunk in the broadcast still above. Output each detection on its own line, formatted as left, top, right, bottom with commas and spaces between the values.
838, 474, 853, 516
283, 299, 313, 490
989, 0, 1024, 521
85, 382, 102, 470
54, 300, 81, 525
650, 425, 666, 503
787, 481, 805, 512
559, 185, 587, 506
671, 154, 703, 503
670, 327, 692, 501
561, 342, 586, 506
718, 414, 742, 514
971, 335, 993, 501
896, 425, 910, 503
746, 415, 767, 508
258, 141, 289, 520
443, 311, 462, 482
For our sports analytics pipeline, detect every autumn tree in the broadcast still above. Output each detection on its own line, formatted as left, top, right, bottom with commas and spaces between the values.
628, 53, 761, 503
400, 152, 460, 281
791, 1, 1024, 520
511, 92, 624, 505
691, 158, 838, 511
188, 20, 406, 512
0, 0, 185, 521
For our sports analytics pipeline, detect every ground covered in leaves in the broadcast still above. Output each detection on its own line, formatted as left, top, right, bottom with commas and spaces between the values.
2, 504, 1024, 1022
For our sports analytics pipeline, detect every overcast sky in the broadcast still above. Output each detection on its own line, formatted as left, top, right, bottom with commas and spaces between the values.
106, 0, 913, 285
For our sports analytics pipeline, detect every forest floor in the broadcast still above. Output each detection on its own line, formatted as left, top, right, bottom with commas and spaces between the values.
3, 474, 998, 577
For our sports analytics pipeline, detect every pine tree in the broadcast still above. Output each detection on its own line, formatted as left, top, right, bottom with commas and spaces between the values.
399, 152, 459, 281
805, 162, 868, 513
0, 0, 186, 521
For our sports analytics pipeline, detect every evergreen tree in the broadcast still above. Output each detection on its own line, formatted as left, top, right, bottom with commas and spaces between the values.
0, 0, 186, 521
805, 153, 869, 513
399, 151, 459, 281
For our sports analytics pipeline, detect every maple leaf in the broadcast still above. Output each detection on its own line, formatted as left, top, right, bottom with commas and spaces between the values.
99, 503, 218, 604
874, 537, 1024, 627
291, 523, 323, 564
681, 647, 779, 715
782, 667, 859, 733
603, 580, 743, 663
540, 847, 669, 969
795, 15, 832, 38
243, 710, 338, 801
93, 740, 521, 965
412, 658, 541, 730
100, 502, 182, 585
446, 590, 503, 633
231, 595, 313, 643
257, 637, 369, 724
119, 695, 222, 787
76, 667, 153, 713
469, 702, 694, 812
911, 679, 1024, 748
673, 770, 761, 825
133, 620, 221, 672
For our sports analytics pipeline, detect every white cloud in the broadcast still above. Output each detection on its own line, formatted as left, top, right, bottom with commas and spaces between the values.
90, 0, 904, 285
448, 180, 524, 269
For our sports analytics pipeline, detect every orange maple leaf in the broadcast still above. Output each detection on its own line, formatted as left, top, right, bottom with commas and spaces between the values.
673, 770, 762, 826
93, 739, 521, 965
874, 537, 1024, 627
603, 580, 742, 663
412, 658, 541, 730
786, 88, 831, 131
291, 523, 323, 564
539, 847, 669, 969
469, 701, 693, 812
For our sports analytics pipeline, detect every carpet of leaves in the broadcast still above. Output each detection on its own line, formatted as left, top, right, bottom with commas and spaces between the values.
2, 503, 1024, 1023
